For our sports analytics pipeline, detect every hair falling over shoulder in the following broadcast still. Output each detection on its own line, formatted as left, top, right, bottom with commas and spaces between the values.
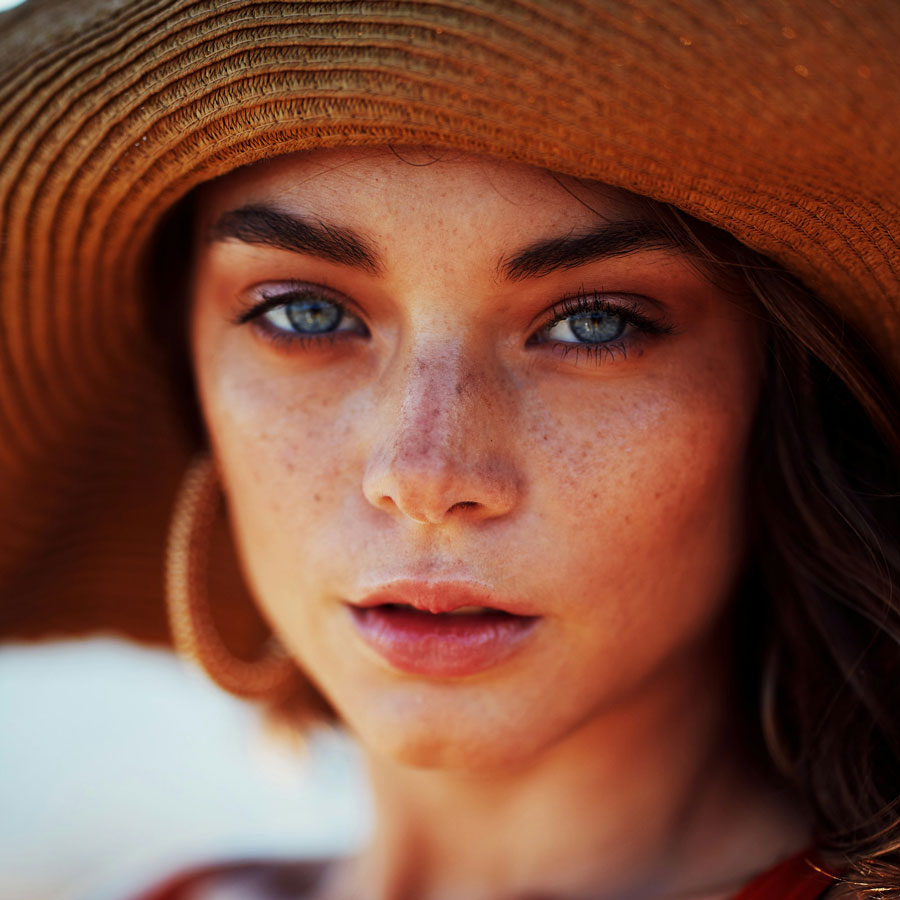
642, 202, 900, 898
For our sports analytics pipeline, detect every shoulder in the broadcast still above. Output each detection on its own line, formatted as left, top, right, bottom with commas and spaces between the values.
130, 850, 843, 900
730, 851, 842, 900
130, 858, 333, 900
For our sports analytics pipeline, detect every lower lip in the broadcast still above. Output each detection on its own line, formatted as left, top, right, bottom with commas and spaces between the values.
348, 605, 539, 678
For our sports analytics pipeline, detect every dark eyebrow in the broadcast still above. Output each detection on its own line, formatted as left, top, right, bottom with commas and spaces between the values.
208, 205, 381, 274
499, 220, 681, 280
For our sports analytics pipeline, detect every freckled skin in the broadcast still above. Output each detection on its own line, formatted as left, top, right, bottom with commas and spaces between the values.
189, 148, 763, 772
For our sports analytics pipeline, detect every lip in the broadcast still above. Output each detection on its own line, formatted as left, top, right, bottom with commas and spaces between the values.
347, 581, 540, 678
352, 580, 537, 617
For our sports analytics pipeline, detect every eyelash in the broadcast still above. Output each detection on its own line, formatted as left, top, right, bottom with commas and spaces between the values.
233, 282, 675, 365
530, 289, 675, 365
233, 282, 369, 350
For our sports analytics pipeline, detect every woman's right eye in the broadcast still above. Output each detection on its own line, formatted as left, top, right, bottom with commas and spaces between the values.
237, 287, 368, 343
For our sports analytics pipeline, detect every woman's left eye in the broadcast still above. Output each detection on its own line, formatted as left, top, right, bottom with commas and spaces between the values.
532, 293, 673, 358
543, 308, 630, 344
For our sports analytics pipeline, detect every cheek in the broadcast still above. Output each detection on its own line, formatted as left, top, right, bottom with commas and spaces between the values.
520, 364, 755, 667
191, 329, 361, 603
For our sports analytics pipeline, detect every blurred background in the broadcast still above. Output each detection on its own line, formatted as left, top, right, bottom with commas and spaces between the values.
0, 639, 372, 900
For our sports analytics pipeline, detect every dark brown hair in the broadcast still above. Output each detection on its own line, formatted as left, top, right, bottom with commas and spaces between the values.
638, 200, 900, 896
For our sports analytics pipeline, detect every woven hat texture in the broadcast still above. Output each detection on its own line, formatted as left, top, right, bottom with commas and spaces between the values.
1, 0, 898, 646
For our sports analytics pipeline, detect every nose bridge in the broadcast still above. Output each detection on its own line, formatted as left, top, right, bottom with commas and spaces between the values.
397, 343, 486, 462
363, 338, 518, 524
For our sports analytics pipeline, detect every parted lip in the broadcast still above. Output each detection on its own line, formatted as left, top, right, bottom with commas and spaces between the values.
350, 580, 538, 618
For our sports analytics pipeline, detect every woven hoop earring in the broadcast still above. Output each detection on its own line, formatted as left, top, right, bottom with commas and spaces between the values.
165, 454, 296, 700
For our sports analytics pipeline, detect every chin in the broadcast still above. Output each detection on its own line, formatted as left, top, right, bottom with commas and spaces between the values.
336, 688, 559, 772
367, 728, 542, 772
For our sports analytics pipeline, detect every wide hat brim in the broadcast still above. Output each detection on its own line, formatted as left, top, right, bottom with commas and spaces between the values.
1, 0, 898, 647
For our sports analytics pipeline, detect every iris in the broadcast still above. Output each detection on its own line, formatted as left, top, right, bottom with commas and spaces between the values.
568, 311, 626, 343
285, 297, 343, 333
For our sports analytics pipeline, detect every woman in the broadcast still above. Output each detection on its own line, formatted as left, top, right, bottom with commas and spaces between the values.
1, 1, 898, 899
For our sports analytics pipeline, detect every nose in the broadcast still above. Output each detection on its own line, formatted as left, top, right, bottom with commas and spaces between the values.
361, 345, 520, 525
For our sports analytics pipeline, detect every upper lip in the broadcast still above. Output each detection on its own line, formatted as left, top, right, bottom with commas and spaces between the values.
350, 580, 537, 617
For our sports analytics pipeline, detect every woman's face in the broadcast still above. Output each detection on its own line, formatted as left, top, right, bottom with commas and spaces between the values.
190, 148, 762, 769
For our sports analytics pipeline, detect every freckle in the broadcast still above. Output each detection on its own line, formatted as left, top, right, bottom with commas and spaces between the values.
542, 433, 549, 441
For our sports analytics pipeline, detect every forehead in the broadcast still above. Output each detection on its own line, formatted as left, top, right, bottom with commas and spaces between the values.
195, 147, 647, 244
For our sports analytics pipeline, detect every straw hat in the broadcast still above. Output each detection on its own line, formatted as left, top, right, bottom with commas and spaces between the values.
1, 0, 898, 650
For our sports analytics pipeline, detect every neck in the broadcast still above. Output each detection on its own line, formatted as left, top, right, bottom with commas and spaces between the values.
322, 634, 808, 900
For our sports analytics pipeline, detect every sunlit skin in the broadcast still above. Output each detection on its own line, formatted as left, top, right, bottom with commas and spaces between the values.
189, 148, 808, 900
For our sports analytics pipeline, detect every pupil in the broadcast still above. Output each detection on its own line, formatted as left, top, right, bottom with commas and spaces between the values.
570, 312, 625, 343
285, 298, 342, 333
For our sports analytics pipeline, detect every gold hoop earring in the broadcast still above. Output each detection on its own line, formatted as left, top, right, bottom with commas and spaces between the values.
165, 454, 297, 700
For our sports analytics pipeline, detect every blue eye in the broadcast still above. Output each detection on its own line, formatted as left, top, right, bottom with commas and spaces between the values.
276, 296, 343, 334
531, 292, 675, 363
546, 309, 628, 344
243, 288, 367, 339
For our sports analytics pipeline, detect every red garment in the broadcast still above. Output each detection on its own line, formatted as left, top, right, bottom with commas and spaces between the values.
135, 849, 839, 900
730, 851, 838, 900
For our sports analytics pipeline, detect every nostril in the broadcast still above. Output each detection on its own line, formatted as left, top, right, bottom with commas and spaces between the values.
362, 452, 519, 524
